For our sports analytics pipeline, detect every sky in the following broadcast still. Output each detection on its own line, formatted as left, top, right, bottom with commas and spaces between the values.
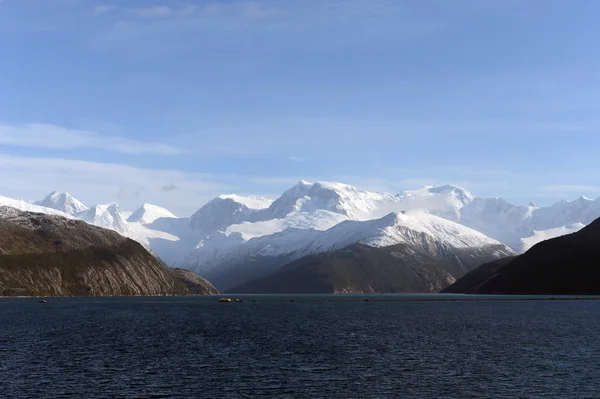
1, 0, 600, 216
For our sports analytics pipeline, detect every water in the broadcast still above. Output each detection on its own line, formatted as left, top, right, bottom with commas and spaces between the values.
1, 295, 600, 398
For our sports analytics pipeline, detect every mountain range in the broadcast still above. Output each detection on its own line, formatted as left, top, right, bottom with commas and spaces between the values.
2, 180, 600, 292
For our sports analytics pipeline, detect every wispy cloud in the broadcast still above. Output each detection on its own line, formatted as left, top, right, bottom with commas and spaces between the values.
201, 1, 285, 19
92, 0, 442, 53
90, 3, 199, 19
92, 4, 118, 16
161, 183, 178, 192
131, 5, 173, 18
0, 124, 184, 155
0, 154, 229, 215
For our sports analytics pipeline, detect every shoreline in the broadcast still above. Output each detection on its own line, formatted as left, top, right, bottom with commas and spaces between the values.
2, 294, 600, 302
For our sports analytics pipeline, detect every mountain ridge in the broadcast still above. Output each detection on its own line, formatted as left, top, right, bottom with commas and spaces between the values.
443, 216, 600, 295
2, 181, 599, 293
0, 206, 218, 297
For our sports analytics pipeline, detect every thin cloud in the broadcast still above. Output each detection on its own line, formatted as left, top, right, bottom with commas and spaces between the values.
131, 5, 173, 18
93, 0, 440, 53
92, 4, 118, 16
161, 184, 178, 192
0, 123, 184, 155
0, 154, 229, 216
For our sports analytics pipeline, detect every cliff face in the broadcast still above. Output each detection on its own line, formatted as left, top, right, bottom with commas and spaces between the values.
0, 207, 218, 297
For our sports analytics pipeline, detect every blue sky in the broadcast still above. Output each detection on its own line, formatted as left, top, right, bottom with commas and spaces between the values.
1, 0, 599, 215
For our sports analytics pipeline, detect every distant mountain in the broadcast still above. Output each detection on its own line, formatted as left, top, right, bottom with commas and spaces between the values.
261, 180, 400, 220
184, 210, 514, 291
189, 195, 264, 234
443, 217, 600, 295
459, 196, 600, 252
0, 195, 73, 218
127, 203, 177, 225
520, 223, 585, 252
35, 191, 88, 215
4, 180, 600, 292
230, 242, 492, 294
77, 203, 132, 236
0, 206, 218, 297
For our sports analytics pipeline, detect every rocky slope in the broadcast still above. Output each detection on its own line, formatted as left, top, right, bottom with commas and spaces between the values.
441, 257, 516, 294
229, 229, 514, 294
230, 243, 460, 294
443, 216, 600, 294
169, 268, 219, 295
0, 206, 217, 297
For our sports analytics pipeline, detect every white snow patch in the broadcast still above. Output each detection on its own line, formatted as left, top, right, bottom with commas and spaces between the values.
35, 191, 88, 215
520, 223, 586, 252
225, 210, 348, 240
219, 194, 273, 210
77, 203, 132, 235
127, 203, 177, 225
0, 196, 73, 218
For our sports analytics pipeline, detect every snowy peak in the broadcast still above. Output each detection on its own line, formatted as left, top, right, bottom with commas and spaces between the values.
266, 180, 397, 219
393, 184, 474, 222
425, 184, 475, 204
127, 203, 177, 225
77, 203, 131, 235
0, 196, 73, 219
312, 211, 509, 255
218, 194, 273, 210
520, 223, 586, 252
35, 191, 88, 215
263, 181, 477, 221
190, 196, 257, 233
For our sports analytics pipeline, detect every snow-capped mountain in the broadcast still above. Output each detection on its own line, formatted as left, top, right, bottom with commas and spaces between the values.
520, 223, 586, 252
459, 195, 600, 251
189, 195, 271, 233
127, 203, 177, 225
220, 194, 273, 210
0, 195, 73, 218
77, 203, 132, 236
226, 209, 349, 241
3, 180, 600, 289
34, 191, 88, 215
179, 210, 514, 291
528, 196, 600, 230
396, 184, 474, 222
261, 180, 401, 220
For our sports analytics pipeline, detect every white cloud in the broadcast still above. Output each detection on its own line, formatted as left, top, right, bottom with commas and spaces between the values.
92, 0, 441, 54
0, 154, 229, 216
92, 4, 118, 16
131, 5, 173, 18
0, 123, 184, 155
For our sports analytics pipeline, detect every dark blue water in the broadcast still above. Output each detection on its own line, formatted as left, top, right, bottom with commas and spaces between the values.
1, 295, 600, 398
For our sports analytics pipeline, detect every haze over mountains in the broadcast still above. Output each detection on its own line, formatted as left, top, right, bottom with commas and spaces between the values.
2, 180, 599, 292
